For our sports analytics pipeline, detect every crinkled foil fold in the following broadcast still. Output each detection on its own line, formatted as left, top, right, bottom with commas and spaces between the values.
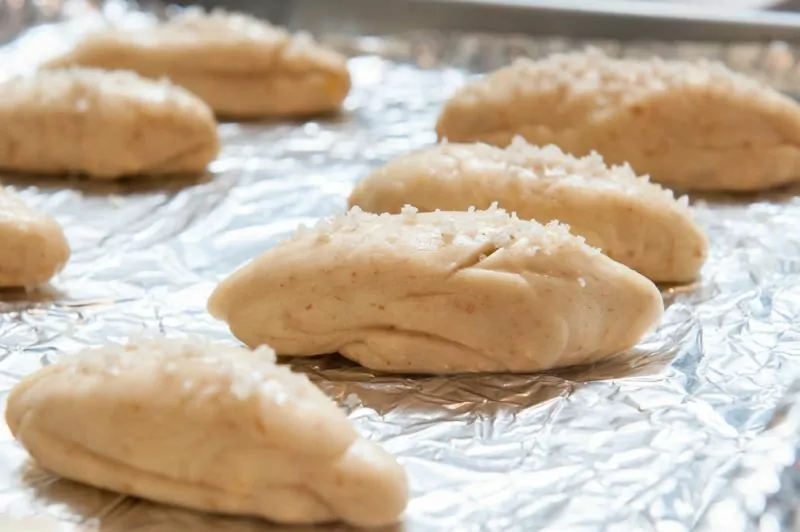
1, 2, 800, 530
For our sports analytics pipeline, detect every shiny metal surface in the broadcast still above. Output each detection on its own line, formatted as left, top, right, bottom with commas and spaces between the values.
0, 2, 800, 530
177, 0, 800, 42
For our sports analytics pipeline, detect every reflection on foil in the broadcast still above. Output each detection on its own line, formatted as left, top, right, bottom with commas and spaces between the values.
0, 2, 799, 530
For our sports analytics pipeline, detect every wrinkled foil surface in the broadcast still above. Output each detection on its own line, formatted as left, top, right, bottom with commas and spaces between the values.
1, 2, 800, 530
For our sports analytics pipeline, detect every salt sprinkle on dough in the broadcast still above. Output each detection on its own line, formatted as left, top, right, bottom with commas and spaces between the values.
5, 337, 408, 527
209, 206, 664, 374
349, 138, 708, 283
0, 68, 219, 179
436, 47, 800, 191
0, 186, 70, 287
45, 8, 351, 118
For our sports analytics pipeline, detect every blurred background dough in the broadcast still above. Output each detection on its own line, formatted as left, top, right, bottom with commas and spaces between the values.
0, 187, 70, 287
436, 48, 800, 192
0, 68, 220, 179
45, 9, 351, 119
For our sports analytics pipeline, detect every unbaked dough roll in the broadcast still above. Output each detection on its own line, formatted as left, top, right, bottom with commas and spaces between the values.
0, 187, 70, 287
5, 337, 408, 528
436, 48, 800, 191
0, 68, 219, 179
208, 206, 664, 374
348, 139, 708, 283
44, 9, 351, 118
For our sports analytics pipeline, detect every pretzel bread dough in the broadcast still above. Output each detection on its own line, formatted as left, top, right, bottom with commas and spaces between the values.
0, 187, 70, 287
349, 139, 708, 283
0, 68, 219, 178
45, 9, 351, 118
436, 48, 800, 191
5, 338, 408, 527
209, 207, 664, 374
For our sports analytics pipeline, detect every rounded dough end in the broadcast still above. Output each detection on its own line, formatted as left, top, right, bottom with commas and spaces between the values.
0, 188, 70, 287
5, 337, 408, 527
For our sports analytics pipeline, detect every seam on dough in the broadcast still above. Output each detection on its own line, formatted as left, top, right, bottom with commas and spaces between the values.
344, 325, 506, 369
26, 426, 338, 518
266, 320, 503, 368
449, 240, 503, 276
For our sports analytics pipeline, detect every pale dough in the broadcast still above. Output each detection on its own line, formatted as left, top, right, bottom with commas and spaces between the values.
208, 206, 664, 374
348, 138, 708, 283
0, 68, 219, 179
0, 187, 70, 287
436, 48, 800, 191
45, 9, 351, 118
5, 337, 408, 527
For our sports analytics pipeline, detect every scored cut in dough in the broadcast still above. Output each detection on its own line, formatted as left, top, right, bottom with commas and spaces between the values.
0, 186, 70, 287
208, 206, 664, 374
348, 138, 708, 283
5, 337, 408, 528
44, 9, 351, 118
435, 48, 800, 191
0, 68, 219, 179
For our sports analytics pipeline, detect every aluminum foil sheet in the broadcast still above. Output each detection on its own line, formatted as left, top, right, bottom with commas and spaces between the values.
1, 2, 800, 530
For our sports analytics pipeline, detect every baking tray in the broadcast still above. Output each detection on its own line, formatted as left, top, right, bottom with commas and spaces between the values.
0, 0, 800, 530
172, 0, 800, 42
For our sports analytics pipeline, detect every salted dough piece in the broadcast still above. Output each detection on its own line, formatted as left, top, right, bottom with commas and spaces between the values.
208, 206, 664, 374
0, 187, 70, 287
435, 48, 800, 191
348, 139, 708, 283
0, 68, 219, 179
5, 337, 408, 527
44, 9, 351, 118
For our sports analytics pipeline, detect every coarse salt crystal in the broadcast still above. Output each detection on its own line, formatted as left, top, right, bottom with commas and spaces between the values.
313, 218, 333, 242
230, 380, 253, 400
74, 97, 89, 112
260, 380, 288, 404
400, 204, 419, 224
253, 344, 277, 363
